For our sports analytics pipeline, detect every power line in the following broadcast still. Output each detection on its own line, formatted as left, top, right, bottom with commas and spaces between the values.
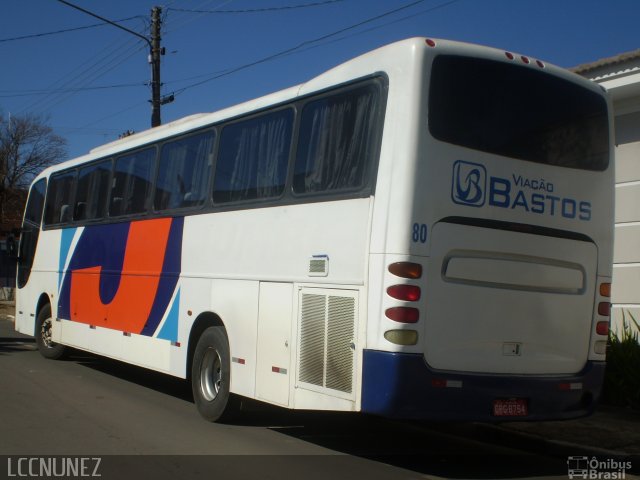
0, 15, 144, 43
0, 82, 146, 99
261, 0, 462, 60
18, 37, 147, 115
62, 0, 460, 133
168, 0, 343, 14
173, 0, 454, 96
51, 1, 164, 127
163, 0, 236, 36
16, 14, 149, 115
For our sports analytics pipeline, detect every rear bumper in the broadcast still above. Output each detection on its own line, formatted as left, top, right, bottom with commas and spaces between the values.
361, 349, 605, 421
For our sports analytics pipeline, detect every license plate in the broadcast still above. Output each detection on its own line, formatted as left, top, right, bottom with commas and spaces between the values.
492, 398, 528, 417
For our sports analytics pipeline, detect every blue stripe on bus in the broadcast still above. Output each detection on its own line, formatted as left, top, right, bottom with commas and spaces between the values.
157, 289, 180, 342
58, 228, 77, 293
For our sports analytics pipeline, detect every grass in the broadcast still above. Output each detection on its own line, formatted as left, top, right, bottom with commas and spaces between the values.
601, 310, 640, 410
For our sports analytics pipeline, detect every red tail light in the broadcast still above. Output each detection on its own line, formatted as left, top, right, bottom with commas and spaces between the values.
598, 302, 611, 317
385, 307, 419, 323
387, 285, 421, 301
596, 321, 609, 336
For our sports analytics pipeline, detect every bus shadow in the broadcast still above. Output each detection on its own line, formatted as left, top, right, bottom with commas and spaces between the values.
69, 350, 193, 402
266, 414, 568, 479
64, 351, 568, 478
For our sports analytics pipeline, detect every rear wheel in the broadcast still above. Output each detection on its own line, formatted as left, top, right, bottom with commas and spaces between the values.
191, 326, 240, 422
35, 304, 67, 360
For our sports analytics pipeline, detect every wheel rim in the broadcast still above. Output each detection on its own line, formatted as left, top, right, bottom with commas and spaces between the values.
40, 316, 54, 348
200, 347, 222, 402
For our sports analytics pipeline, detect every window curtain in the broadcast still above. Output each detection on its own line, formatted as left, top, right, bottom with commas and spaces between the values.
216, 109, 292, 202
296, 88, 378, 193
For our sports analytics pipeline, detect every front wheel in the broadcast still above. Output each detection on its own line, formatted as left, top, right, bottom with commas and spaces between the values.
191, 326, 240, 422
35, 304, 67, 360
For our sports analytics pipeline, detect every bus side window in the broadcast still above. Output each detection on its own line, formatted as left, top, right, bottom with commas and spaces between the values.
17, 178, 47, 288
214, 109, 293, 204
155, 131, 214, 212
75, 159, 111, 221
293, 84, 380, 195
43, 171, 76, 226
110, 148, 155, 217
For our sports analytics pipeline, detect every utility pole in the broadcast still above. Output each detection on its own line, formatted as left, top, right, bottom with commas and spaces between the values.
56, 1, 167, 128
150, 6, 162, 128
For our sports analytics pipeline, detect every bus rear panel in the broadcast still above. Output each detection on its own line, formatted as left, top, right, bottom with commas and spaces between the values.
362, 43, 613, 421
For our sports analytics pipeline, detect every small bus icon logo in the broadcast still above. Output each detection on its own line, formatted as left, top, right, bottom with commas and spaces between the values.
567, 456, 589, 479
452, 160, 486, 207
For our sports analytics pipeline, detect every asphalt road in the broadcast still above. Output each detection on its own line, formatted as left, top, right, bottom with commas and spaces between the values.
0, 317, 575, 480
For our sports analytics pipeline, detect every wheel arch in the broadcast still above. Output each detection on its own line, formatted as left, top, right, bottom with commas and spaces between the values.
186, 311, 226, 380
34, 293, 51, 337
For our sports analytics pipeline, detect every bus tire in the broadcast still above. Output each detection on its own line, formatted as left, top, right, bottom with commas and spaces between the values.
35, 304, 67, 360
191, 326, 240, 422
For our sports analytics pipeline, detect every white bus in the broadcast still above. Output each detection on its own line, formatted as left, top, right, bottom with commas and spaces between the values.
14, 37, 613, 422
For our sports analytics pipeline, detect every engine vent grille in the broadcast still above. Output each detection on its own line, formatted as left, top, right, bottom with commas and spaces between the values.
298, 290, 356, 395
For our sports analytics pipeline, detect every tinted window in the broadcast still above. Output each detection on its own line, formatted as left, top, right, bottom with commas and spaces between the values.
109, 148, 155, 216
24, 178, 46, 226
214, 109, 293, 203
294, 84, 380, 194
155, 131, 214, 211
429, 55, 609, 171
44, 171, 76, 225
18, 178, 47, 288
75, 160, 111, 221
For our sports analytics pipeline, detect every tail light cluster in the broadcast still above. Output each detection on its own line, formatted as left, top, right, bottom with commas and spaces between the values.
594, 282, 611, 355
384, 262, 423, 346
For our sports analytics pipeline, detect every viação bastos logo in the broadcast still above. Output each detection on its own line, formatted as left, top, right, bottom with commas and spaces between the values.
451, 160, 591, 221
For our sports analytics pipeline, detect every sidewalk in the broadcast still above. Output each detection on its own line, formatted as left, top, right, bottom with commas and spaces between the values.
0, 299, 15, 321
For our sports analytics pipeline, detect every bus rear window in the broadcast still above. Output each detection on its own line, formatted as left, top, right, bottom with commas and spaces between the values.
428, 55, 609, 171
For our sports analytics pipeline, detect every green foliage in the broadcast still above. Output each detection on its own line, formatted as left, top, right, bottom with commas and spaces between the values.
601, 311, 640, 409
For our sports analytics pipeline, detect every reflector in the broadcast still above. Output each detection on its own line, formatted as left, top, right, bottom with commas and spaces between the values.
388, 262, 422, 279
385, 307, 419, 323
384, 329, 418, 345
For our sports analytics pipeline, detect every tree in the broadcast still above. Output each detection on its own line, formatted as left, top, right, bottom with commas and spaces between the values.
0, 114, 67, 228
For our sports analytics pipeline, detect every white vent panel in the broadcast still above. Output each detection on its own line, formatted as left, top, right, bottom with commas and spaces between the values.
297, 289, 357, 398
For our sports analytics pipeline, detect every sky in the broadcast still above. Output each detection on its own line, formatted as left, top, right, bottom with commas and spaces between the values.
1, 0, 639, 161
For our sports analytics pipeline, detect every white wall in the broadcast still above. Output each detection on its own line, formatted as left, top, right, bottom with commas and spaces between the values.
611, 110, 640, 335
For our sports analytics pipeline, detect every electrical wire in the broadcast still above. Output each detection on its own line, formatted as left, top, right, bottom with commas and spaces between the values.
172, 0, 453, 96
251, 0, 462, 61
60, 0, 461, 136
18, 37, 146, 114
18, 19, 149, 115
168, 0, 343, 14
0, 15, 144, 43
0, 83, 146, 99
162, 0, 235, 36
